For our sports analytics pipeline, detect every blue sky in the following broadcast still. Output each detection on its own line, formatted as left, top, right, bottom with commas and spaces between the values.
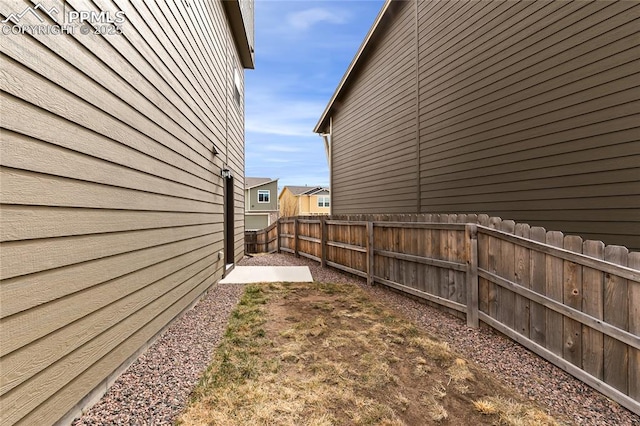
244, 0, 385, 191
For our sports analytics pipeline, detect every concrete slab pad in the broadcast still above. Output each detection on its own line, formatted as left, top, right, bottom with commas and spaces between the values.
219, 266, 313, 284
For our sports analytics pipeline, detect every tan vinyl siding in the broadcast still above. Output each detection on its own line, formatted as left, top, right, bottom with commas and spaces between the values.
0, 0, 247, 424
224, 0, 247, 263
229, 68, 246, 263
245, 214, 269, 230
299, 195, 310, 213
247, 181, 278, 211
331, 0, 417, 214
309, 193, 331, 215
325, 0, 639, 251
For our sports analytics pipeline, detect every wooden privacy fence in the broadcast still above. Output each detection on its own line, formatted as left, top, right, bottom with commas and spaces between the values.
244, 222, 278, 254
276, 214, 640, 415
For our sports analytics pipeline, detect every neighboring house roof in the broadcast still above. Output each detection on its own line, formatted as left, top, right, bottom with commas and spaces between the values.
305, 187, 330, 196
245, 177, 277, 189
314, 0, 392, 134
279, 186, 330, 198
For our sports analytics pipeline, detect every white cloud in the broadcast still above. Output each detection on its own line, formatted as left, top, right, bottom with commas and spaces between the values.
287, 8, 349, 31
264, 144, 302, 153
246, 94, 327, 138
246, 121, 314, 137
263, 157, 293, 163
244, 0, 383, 189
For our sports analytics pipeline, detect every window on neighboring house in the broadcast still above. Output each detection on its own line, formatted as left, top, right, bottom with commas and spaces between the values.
317, 196, 330, 207
258, 190, 270, 203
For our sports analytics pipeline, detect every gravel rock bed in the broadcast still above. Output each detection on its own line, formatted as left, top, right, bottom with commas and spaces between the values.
72, 284, 244, 425
73, 253, 638, 425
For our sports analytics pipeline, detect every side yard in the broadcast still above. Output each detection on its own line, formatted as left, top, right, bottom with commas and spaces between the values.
244, 254, 638, 426
73, 253, 639, 425
179, 281, 557, 425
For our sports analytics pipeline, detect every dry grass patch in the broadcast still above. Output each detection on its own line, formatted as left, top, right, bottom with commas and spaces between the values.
178, 282, 564, 425
473, 396, 559, 425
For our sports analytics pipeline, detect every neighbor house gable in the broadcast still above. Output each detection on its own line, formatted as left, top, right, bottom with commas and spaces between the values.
244, 177, 278, 230
245, 178, 278, 212
279, 186, 330, 216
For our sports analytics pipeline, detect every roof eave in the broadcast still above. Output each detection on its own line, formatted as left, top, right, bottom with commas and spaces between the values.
313, 0, 393, 134
223, 0, 255, 69
245, 178, 278, 190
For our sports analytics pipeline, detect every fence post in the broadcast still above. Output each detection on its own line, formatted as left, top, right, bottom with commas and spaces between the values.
294, 217, 299, 258
367, 221, 375, 286
466, 224, 479, 328
276, 219, 281, 253
320, 216, 327, 267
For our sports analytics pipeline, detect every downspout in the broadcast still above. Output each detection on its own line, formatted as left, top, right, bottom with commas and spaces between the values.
320, 134, 331, 171
319, 117, 333, 215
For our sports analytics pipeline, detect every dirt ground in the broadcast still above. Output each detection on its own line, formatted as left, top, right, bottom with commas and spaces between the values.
263, 283, 558, 425
179, 282, 561, 425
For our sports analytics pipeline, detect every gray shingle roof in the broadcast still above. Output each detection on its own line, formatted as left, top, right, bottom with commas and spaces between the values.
283, 186, 329, 196
245, 177, 276, 189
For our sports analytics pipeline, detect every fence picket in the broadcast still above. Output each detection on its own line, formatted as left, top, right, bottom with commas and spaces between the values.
582, 240, 605, 380
478, 214, 490, 316
499, 220, 516, 330
455, 214, 467, 304
347, 222, 353, 274
438, 215, 450, 301
277, 220, 281, 253
488, 217, 502, 320
629, 252, 640, 400
415, 222, 424, 292
563, 235, 583, 368
530, 226, 547, 347
398, 223, 407, 287
294, 218, 299, 258
428, 220, 436, 291
466, 224, 479, 328
546, 231, 564, 357
367, 222, 374, 285
604, 245, 629, 394
425, 217, 437, 297
514, 223, 531, 337
447, 214, 458, 301
392, 215, 401, 286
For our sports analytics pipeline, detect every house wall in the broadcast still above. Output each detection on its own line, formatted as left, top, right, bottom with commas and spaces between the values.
247, 180, 278, 211
279, 188, 299, 217
298, 195, 310, 214
308, 194, 330, 215
0, 0, 248, 424
245, 214, 269, 230
327, 0, 640, 251
331, 0, 418, 214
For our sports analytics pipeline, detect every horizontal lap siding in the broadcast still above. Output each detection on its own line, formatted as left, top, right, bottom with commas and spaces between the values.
329, 0, 638, 249
417, 0, 640, 251
0, 0, 244, 424
192, 0, 245, 262
332, 0, 417, 214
